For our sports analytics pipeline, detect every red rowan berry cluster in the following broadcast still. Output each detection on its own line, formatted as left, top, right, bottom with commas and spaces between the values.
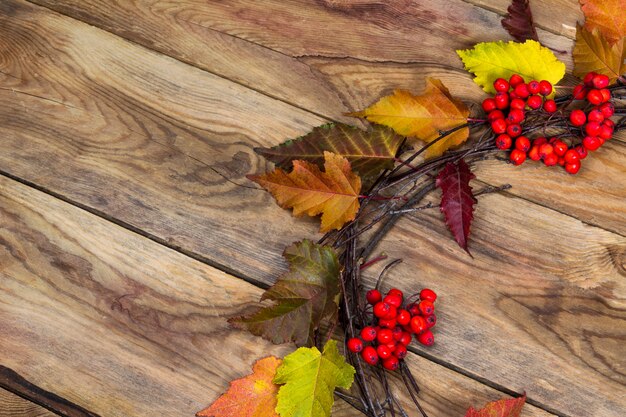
346, 287, 437, 371
482, 72, 616, 175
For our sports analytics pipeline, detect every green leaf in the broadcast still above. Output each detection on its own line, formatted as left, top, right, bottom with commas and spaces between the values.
457, 40, 566, 93
230, 240, 341, 345
273, 340, 355, 417
254, 123, 404, 186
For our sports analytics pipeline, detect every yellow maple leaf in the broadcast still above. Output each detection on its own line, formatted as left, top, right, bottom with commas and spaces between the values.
573, 24, 626, 83
349, 78, 470, 158
457, 40, 566, 94
196, 356, 281, 417
580, 0, 626, 45
248, 151, 361, 233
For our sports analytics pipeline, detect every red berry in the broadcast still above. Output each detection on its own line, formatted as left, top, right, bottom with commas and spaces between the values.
509, 74, 524, 86
599, 102, 615, 118
392, 326, 404, 341
407, 303, 420, 316
582, 135, 601, 151
366, 289, 382, 305
526, 95, 543, 109
394, 343, 408, 359
599, 88, 611, 102
543, 99, 557, 112
382, 356, 399, 371
527, 80, 540, 95
361, 346, 379, 365
410, 316, 427, 334
361, 326, 377, 342
509, 98, 525, 111
514, 83, 530, 98
592, 74, 609, 89
574, 145, 588, 160
396, 309, 411, 326
587, 109, 604, 123
604, 119, 615, 128
419, 288, 437, 302
507, 108, 525, 123
506, 123, 522, 138
573, 84, 588, 99
383, 305, 397, 320
491, 118, 507, 134
377, 344, 392, 359
539, 80, 553, 96
481, 98, 496, 113
510, 149, 527, 165
564, 149, 579, 164
347, 337, 364, 353
373, 302, 391, 318
569, 109, 586, 126
528, 145, 541, 161
599, 124, 613, 139
553, 140, 568, 157
488, 109, 505, 122
383, 294, 402, 308
418, 300, 435, 316
425, 313, 437, 328
493, 78, 510, 92
539, 143, 554, 159
597, 136, 606, 146
583, 72, 597, 86
496, 134, 512, 150
417, 330, 435, 346
377, 328, 393, 345
387, 288, 404, 299
565, 160, 581, 174
586, 89, 603, 105
494, 92, 510, 109
515, 136, 531, 152
585, 121, 601, 136
399, 332, 412, 346
543, 153, 558, 166
378, 317, 397, 329
557, 156, 566, 167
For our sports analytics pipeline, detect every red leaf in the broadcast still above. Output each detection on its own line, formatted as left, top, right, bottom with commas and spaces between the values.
464, 393, 527, 417
436, 159, 476, 254
502, 0, 539, 42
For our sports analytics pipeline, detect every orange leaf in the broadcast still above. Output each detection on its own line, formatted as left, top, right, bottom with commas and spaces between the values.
197, 356, 282, 417
349, 78, 469, 158
249, 151, 361, 232
464, 393, 527, 417
580, 0, 626, 45
573, 24, 626, 83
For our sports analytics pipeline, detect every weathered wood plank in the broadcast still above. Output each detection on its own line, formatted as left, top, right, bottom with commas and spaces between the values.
0, 389, 57, 417
0, 175, 556, 417
0, 2, 624, 416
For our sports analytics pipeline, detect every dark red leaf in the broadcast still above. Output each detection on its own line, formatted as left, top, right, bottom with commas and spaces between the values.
502, 0, 539, 43
436, 159, 476, 254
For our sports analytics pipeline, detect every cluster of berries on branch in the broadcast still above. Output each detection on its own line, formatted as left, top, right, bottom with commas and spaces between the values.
346, 287, 437, 371
482, 72, 616, 174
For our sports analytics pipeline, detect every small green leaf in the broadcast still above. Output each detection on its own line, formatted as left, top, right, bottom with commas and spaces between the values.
457, 40, 566, 93
274, 340, 355, 417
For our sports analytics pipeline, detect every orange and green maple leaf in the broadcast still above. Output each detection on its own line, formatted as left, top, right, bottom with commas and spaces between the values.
196, 356, 282, 417
464, 393, 527, 417
579, 0, 626, 45
349, 78, 469, 159
248, 151, 361, 232
573, 24, 626, 83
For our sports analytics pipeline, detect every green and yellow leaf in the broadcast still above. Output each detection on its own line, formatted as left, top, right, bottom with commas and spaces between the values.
573, 24, 626, 83
230, 240, 341, 345
248, 151, 361, 233
349, 78, 469, 158
456, 40, 566, 94
274, 340, 355, 417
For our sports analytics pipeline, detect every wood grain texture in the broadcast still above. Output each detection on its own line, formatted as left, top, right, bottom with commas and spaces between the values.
0, 389, 57, 417
0, 175, 556, 417
0, 1, 624, 416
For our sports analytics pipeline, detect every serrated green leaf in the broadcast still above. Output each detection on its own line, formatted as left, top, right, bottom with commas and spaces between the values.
456, 40, 566, 93
255, 123, 404, 187
273, 340, 355, 417
230, 240, 341, 345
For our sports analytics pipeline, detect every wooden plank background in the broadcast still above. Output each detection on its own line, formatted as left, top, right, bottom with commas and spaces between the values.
0, 0, 624, 416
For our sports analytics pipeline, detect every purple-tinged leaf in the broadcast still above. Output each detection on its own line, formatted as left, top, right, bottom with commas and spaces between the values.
502, 0, 539, 43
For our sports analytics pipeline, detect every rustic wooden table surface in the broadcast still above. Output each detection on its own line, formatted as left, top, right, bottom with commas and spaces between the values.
0, 1, 624, 416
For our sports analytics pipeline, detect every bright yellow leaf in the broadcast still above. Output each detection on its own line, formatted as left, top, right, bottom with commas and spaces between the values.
248, 151, 361, 233
580, 0, 626, 45
573, 24, 626, 83
349, 78, 470, 158
457, 40, 566, 94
